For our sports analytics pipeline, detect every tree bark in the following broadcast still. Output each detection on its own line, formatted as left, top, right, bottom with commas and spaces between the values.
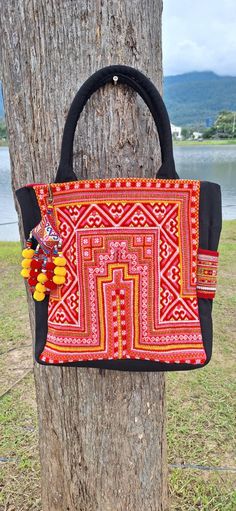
0, 1, 167, 510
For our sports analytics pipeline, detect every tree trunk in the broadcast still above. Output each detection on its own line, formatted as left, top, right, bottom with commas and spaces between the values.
0, 1, 167, 510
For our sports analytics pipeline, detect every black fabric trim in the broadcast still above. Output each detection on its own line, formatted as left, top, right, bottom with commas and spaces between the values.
15, 187, 41, 241
15, 180, 222, 372
16, 187, 49, 359
197, 181, 222, 366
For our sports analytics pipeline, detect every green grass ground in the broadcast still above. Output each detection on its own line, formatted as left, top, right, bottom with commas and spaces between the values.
0, 221, 236, 510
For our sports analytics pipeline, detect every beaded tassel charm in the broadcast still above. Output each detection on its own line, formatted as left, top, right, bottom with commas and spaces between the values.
20, 185, 67, 301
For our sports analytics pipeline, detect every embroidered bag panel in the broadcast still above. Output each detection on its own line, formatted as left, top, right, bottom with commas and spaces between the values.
33, 177, 207, 365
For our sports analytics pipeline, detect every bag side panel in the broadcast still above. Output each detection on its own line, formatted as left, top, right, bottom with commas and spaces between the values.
198, 181, 222, 365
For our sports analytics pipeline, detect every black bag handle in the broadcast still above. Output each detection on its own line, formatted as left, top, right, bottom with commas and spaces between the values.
55, 65, 178, 183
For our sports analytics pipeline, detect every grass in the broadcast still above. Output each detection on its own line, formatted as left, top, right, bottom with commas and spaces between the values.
174, 139, 236, 146
0, 243, 31, 356
0, 221, 236, 510
167, 220, 236, 510
0, 376, 40, 511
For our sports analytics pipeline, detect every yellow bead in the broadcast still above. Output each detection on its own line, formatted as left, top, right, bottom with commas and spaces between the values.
33, 290, 45, 301
53, 275, 66, 285
37, 273, 47, 283
21, 259, 31, 268
36, 283, 46, 293
21, 268, 30, 278
53, 256, 66, 267
22, 248, 35, 259
54, 266, 67, 276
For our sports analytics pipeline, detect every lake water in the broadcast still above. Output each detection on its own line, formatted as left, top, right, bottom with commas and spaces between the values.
0, 145, 236, 241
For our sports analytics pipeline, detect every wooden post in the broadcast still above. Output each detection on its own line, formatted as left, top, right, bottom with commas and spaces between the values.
0, 1, 167, 509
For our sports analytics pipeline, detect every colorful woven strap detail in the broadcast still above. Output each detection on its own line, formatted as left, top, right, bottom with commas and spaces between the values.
196, 248, 219, 299
33, 178, 207, 366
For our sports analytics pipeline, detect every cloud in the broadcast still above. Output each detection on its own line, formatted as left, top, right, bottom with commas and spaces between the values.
163, 0, 236, 76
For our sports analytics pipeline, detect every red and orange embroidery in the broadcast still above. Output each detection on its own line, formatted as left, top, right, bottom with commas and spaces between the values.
28, 177, 211, 365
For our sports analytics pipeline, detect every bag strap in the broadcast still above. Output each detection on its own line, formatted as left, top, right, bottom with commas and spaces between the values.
55, 65, 178, 183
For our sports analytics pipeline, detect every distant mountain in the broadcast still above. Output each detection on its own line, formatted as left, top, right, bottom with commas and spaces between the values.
164, 71, 236, 127
1, 71, 236, 127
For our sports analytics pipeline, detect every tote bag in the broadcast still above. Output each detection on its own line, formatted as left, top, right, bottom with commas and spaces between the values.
16, 65, 222, 371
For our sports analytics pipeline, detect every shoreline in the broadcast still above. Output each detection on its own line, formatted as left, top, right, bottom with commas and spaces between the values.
174, 139, 236, 147
2, 140, 236, 148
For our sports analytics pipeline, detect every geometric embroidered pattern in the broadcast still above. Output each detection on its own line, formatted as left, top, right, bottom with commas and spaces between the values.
196, 248, 219, 299
33, 178, 207, 365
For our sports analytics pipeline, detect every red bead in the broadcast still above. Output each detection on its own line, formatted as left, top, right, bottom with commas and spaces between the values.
30, 269, 39, 277
31, 259, 42, 269
28, 277, 38, 286
45, 280, 57, 290
45, 262, 55, 270
46, 271, 54, 279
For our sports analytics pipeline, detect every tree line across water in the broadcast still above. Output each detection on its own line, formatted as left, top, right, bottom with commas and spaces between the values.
1, 111, 236, 145
180, 111, 236, 141
0, 120, 7, 143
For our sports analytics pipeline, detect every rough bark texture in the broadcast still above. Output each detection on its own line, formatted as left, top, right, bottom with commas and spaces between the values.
0, 1, 167, 510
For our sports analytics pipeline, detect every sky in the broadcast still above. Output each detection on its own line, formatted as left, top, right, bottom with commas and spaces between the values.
162, 0, 236, 77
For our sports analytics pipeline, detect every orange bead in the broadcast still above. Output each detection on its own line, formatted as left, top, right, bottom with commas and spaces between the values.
53, 275, 66, 285
35, 283, 46, 293
21, 268, 30, 278
53, 256, 66, 267
37, 273, 47, 283
21, 259, 31, 269
33, 290, 45, 301
22, 248, 35, 259
54, 266, 67, 276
